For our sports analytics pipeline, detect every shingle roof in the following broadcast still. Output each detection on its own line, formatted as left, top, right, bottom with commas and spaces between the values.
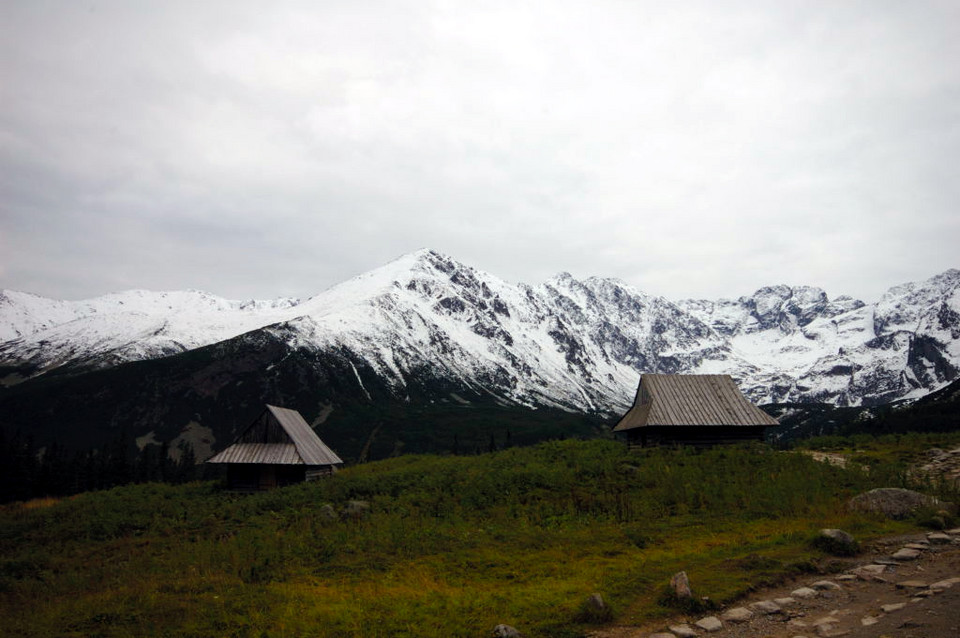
613, 374, 778, 431
206, 405, 343, 466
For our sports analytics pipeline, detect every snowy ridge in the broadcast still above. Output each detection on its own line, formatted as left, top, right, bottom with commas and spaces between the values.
1, 251, 958, 411
0, 289, 300, 371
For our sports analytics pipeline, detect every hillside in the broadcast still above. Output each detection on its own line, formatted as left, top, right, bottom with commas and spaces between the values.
1, 252, 958, 479
764, 377, 960, 442
2, 436, 958, 638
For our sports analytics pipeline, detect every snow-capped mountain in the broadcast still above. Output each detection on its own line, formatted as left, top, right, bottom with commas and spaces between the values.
1, 250, 958, 411
0, 289, 300, 372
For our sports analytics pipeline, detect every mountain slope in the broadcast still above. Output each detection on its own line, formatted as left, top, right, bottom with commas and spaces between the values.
1, 252, 958, 418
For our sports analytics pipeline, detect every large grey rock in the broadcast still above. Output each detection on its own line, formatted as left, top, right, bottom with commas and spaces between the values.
847, 488, 943, 519
492, 625, 521, 638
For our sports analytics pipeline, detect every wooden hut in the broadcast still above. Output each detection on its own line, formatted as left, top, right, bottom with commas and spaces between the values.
613, 374, 777, 447
206, 405, 343, 490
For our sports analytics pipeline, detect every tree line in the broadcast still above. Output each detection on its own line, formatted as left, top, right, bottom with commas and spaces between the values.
0, 427, 213, 504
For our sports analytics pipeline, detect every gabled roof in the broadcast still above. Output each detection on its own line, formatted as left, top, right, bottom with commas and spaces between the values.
613, 374, 778, 431
207, 405, 343, 466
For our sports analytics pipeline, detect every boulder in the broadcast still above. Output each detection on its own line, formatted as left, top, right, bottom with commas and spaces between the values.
492, 625, 521, 638
847, 488, 944, 519
670, 571, 693, 599
813, 528, 858, 556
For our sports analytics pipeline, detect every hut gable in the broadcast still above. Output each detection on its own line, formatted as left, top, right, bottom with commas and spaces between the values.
614, 374, 777, 446
207, 405, 342, 489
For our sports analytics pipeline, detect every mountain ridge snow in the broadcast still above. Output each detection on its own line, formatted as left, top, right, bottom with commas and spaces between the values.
2, 250, 958, 411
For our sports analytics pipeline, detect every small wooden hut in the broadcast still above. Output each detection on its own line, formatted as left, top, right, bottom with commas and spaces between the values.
613, 374, 777, 447
206, 405, 343, 490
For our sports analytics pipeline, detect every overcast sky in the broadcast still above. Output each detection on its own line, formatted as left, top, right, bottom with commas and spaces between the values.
1, 1, 957, 304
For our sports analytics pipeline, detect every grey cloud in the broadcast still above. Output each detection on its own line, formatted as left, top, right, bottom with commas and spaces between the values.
1, 0, 957, 303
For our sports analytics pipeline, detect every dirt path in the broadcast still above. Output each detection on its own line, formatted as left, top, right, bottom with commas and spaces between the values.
591, 529, 960, 638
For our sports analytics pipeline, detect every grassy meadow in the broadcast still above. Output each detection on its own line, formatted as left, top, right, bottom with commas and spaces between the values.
2, 435, 958, 638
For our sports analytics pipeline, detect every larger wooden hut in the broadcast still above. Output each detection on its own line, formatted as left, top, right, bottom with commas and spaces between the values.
206, 405, 343, 490
613, 374, 777, 447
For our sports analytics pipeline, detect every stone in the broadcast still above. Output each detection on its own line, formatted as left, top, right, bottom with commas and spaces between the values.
586, 593, 606, 612
749, 600, 782, 615
812, 616, 840, 627
340, 500, 371, 520
670, 570, 693, 599
847, 488, 943, 519
695, 616, 723, 632
928, 532, 952, 544
892, 548, 921, 560
930, 578, 958, 590
904, 543, 929, 550
811, 580, 842, 590
649, 634, 676, 638
815, 623, 847, 637
792, 587, 818, 599
853, 571, 886, 583
880, 602, 907, 613
721, 607, 753, 623
836, 574, 857, 581
860, 616, 879, 626
896, 580, 928, 589
945, 527, 960, 534
775, 597, 798, 607
913, 589, 934, 597
317, 503, 338, 523
492, 625, 521, 638
815, 528, 859, 556
669, 624, 697, 638
856, 564, 887, 574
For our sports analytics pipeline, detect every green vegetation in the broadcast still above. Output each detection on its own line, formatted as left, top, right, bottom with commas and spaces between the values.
1, 437, 955, 637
